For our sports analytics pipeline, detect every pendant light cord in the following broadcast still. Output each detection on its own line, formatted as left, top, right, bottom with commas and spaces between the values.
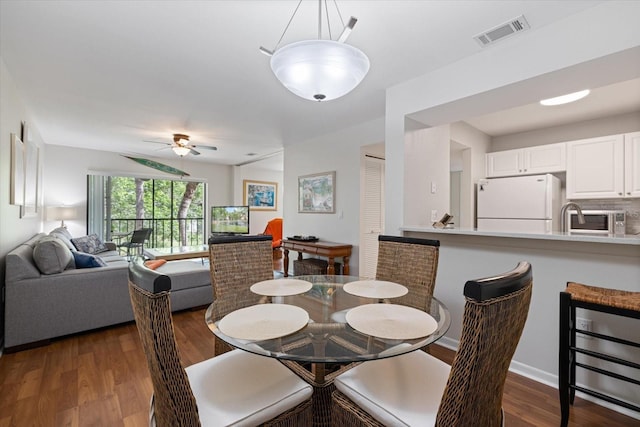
274, 0, 303, 51
273, 0, 348, 50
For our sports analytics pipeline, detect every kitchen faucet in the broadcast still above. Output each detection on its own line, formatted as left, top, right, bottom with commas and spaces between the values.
560, 202, 585, 232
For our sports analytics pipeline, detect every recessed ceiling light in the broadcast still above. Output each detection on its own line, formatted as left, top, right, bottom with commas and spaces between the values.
540, 89, 590, 106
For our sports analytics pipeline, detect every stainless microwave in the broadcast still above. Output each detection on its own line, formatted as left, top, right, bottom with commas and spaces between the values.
566, 210, 626, 235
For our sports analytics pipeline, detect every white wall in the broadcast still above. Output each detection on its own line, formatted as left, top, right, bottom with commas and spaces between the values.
234, 162, 284, 235
283, 117, 385, 276
403, 126, 451, 227
0, 58, 45, 255
385, 2, 640, 236
450, 122, 492, 228
42, 144, 233, 238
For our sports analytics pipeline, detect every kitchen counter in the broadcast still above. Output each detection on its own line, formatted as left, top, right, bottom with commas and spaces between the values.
400, 226, 640, 246
398, 225, 639, 417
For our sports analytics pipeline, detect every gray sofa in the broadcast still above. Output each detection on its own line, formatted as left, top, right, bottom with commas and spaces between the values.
5, 232, 213, 350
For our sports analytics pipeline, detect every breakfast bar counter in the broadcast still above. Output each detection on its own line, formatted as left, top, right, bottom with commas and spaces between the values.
401, 226, 640, 245
398, 226, 640, 418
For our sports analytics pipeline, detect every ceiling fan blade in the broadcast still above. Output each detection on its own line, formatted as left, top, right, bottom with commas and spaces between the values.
143, 139, 171, 146
192, 144, 218, 151
189, 147, 201, 155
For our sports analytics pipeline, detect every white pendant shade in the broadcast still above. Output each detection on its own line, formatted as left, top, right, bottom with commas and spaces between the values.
172, 145, 191, 156
270, 40, 370, 101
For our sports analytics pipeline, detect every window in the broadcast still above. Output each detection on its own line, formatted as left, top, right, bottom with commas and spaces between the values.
88, 174, 207, 248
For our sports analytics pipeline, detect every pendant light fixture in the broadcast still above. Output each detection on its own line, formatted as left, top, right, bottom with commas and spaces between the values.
260, 0, 370, 102
172, 145, 191, 157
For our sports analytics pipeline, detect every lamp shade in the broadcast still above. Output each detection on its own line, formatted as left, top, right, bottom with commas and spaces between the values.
47, 205, 77, 227
172, 145, 191, 157
270, 40, 370, 101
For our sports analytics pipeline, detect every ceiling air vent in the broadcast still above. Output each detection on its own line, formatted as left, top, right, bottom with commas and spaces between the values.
474, 15, 530, 47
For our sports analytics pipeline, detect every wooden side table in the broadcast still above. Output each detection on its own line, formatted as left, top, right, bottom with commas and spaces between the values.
281, 239, 352, 277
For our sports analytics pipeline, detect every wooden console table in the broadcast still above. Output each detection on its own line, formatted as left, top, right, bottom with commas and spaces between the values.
282, 239, 352, 277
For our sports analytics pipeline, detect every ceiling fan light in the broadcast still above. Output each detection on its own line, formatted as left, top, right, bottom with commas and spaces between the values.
172, 145, 191, 157
270, 40, 370, 101
540, 89, 590, 106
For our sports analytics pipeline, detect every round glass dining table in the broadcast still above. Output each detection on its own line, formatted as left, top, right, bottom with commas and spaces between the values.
205, 275, 451, 382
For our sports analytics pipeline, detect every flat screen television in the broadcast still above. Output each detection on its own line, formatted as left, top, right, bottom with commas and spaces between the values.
210, 205, 250, 235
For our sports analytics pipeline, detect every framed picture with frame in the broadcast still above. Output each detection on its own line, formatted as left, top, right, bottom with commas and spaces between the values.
243, 180, 277, 211
21, 133, 39, 218
10, 133, 25, 206
298, 171, 335, 213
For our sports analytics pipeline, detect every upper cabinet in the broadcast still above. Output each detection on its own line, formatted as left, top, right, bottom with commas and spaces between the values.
624, 131, 640, 198
486, 142, 566, 177
566, 133, 640, 199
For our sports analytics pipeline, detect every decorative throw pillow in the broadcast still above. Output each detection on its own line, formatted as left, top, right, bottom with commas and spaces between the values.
72, 251, 108, 269
71, 234, 108, 254
33, 236, 74, 274
144, 259, 167, 270
50, 227, 76, 251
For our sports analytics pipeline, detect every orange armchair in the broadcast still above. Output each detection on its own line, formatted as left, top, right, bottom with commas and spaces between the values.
262, 217, 283, 249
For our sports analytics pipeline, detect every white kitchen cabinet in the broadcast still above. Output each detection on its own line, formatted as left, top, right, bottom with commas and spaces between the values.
566, 134, 624, 199
624, 131, 640, 198
486, 142, 566, 177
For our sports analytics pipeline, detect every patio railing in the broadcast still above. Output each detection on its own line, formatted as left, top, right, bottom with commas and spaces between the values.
108, 217, 206, 248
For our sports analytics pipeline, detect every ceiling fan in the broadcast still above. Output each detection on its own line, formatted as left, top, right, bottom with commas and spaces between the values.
147, 133, 218, 157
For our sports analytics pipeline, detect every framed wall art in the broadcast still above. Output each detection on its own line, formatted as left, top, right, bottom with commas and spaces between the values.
298, 171, 335, 213
21, 137, 40, 218
10, 133, 25, 206
243, 180, 277, 211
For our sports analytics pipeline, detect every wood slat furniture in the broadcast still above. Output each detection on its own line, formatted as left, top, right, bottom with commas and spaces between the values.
559, 282, 640, 426
282, 239, 352, 277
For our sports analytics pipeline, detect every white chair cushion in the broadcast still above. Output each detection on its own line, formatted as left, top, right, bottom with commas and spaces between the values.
334, 349, 451, 426
185, 349, 312, 426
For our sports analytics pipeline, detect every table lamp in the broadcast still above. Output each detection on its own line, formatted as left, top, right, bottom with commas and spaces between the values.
47, 206, 77, 228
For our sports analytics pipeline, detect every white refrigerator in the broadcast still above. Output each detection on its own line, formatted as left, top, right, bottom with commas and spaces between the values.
477, 174, 561, 233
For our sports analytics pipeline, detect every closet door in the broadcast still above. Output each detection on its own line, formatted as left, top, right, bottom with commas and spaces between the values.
359, 155, 385, 279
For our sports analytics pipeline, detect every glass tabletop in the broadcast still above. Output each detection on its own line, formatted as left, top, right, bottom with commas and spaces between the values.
205, 275, 451, 364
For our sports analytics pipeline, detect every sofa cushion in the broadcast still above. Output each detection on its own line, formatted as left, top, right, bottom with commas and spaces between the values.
71, 234, 109, 254
33, 236, 74, 274
73, 251, 108, 268
50, 227, 76, 251
5, 233, 47, 282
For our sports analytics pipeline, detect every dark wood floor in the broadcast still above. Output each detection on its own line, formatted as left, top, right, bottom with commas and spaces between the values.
1, 306, 637, 426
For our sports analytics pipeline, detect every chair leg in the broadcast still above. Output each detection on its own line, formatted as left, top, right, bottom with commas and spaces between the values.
559, 291, 571, 427
569, 299, 577, 405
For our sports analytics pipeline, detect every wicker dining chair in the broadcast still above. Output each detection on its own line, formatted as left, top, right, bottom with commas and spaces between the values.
331, 261, 533, 427
375, 235, 440, 311
208, 234, 275, 355
127, 257, 312, 426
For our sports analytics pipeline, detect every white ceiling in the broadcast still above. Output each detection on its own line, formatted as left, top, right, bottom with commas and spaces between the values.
465, 78, 640, 137
2, 0, 636, 171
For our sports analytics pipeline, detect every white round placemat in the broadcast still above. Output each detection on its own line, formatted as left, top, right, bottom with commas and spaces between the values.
218, 304, 309, 340
250, 278, 313, 296
345, 304, 437, 340
343, 280, 409, 299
